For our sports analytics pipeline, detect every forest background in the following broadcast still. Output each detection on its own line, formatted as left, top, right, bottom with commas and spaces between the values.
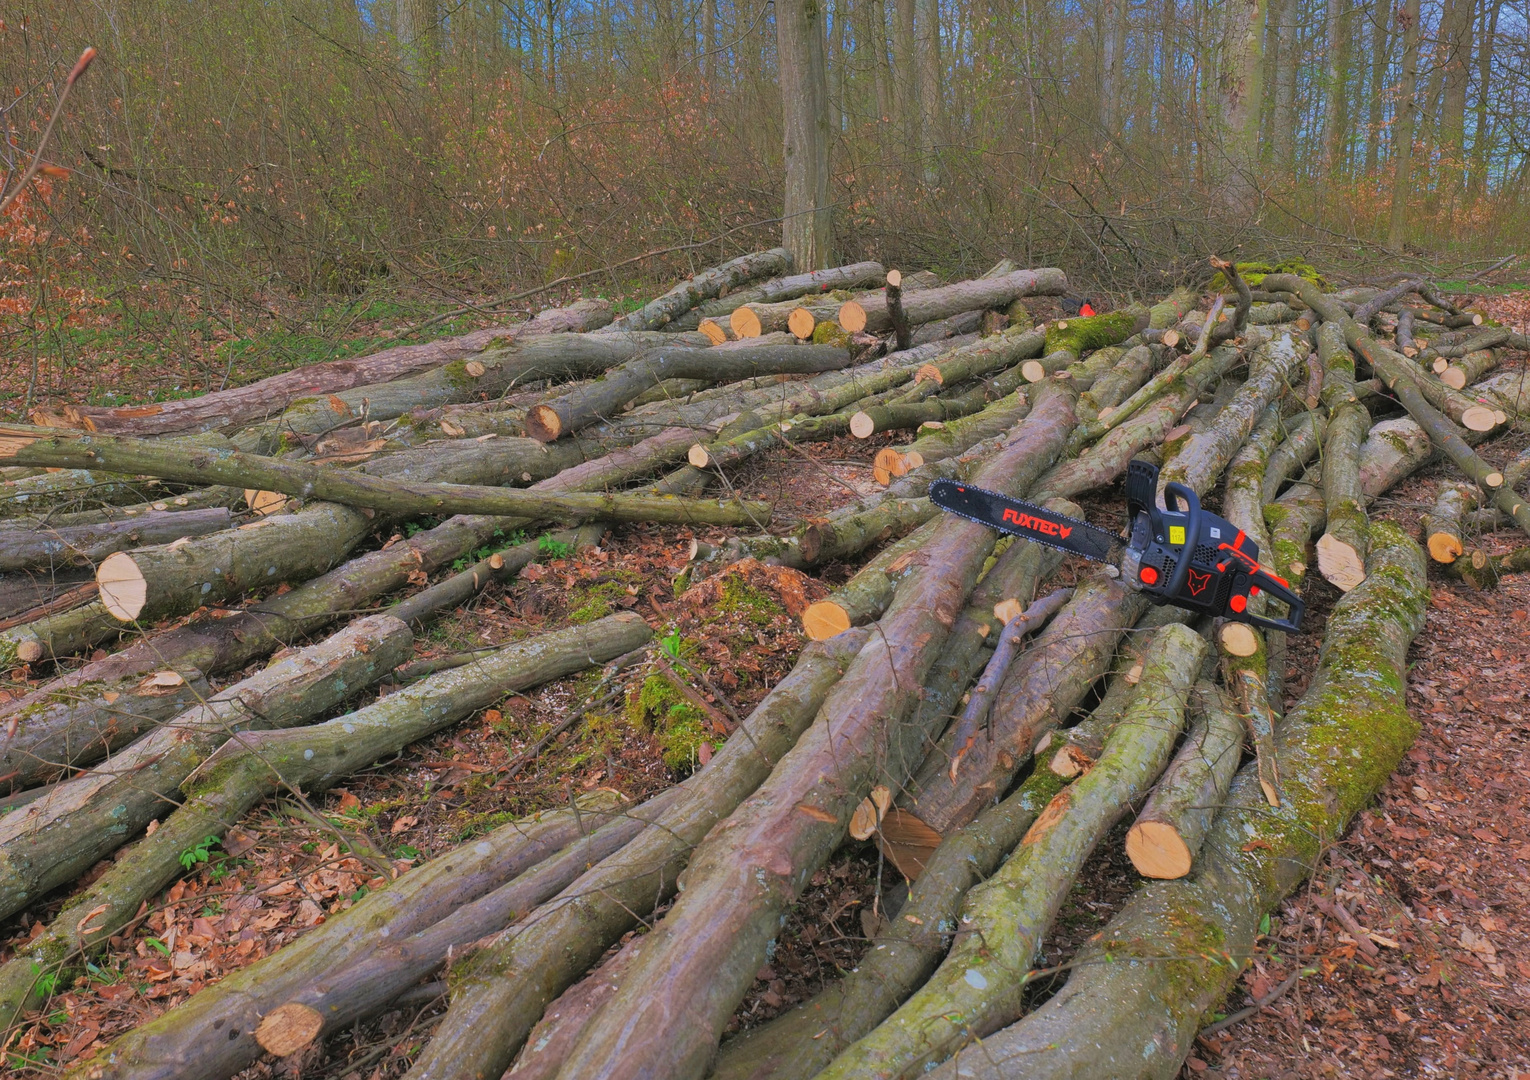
1, 0, 1526, 411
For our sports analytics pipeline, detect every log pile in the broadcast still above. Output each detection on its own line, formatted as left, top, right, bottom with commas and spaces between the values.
0, 253, 1520, 1080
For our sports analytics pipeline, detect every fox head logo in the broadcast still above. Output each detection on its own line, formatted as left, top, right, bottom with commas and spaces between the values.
1187, 569, 1211, 596
1059, 525, 1072, 539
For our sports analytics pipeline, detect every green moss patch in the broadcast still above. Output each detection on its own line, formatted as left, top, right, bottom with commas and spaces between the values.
626, 673, 715, 772
1210, 260, 1329, 291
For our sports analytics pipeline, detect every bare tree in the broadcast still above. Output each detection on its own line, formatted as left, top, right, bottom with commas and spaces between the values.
1322, 0, 1353, 174
916, 0, 943, 176
1220, 0, 1270, 208
778, 0, 834, 268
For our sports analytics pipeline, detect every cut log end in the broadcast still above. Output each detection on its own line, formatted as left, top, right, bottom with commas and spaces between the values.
1432, 356, 1450, 374
730, 306, 764, 339
1315, 534, 1367, 593
254, 1002, 324, 1057
875, 808, 942, 880
1440, 367, 1468, 390
872, 447, 909, 486
1218, 621, 1260, 658
687, 445, 711, 469
914, 364, 943, 385
98, 551, 148, 622
787, 308, 816, 340
1460, 406, 1498, 433
15, 639, 43, 664
525, 404, 563, 443
992, 597, 1024, 625
839, 300, 868, 334
801, 601, 851, 641
849, 411, 877, 439
244, 489, 288, 516
1161, 328, 1180, 349
1021, 360, 1047, 383
698, 319, 729, 346
885, 269, 903, 288
1427, 532, 1464, 563
1124, 820, 1193, 880
1484, 471, 1504, 489
1049, 744, 1095, 779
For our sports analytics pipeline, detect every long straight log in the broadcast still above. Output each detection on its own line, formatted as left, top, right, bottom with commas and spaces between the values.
668, 262, 886, 330
816, 625, 1207, 1079
523, 343, 848, 441
1261, 410, 1326, 503
1312, 320, 1372, 592
59, 614, 650, 1080
0, 522, 601, 926
844, 269, 1068, 336
49, 786, 634, 1075
0, 507, 233, 572
926, 524, 1427, 1080
46, 301, 613, 438
545, 377, 1080, 1080
1073, 343, 1158, 423
232, 330, 704, 453
1125, 680, 1245, 878
0, 429, 700, 784
601, 248, 791, 333
394, 632, 868, 1080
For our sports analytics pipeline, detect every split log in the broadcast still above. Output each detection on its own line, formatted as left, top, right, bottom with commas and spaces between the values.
815, 625, 1207, 1079
668, 262, 886, 330
0, 429, 700, 787
1445, 543, 1530, 588
0, 523, 600, 925
0, 507, 233, 572
393, 631, 867, 1080
1, 468, 171, 517
1430, 326, 1511, 358
875, 391, 1033, 482
542, 376, 1080, 1080
49, 788, 634, 1077
601, 248, 791, 333
0, 600, 125, 668
523, 343, 848, 442
506, 937, 648, 1079
925, 524, 1426, 1080
47, 301, 613, 437
1396, 306, 1417, 353
1314, 320, 1371, 592
1126, 681, 1246, 879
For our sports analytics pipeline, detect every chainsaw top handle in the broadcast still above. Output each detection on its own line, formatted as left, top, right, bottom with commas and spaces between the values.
1161, 481, 1200, 599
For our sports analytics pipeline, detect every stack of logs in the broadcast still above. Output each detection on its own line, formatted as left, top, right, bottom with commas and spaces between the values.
0, 248, 1525, 1080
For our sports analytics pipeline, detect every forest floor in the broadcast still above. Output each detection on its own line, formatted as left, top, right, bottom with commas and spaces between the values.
1, 289, 1528, 1079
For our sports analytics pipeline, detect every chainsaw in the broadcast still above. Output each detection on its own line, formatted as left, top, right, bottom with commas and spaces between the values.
929, 459, 1305, 633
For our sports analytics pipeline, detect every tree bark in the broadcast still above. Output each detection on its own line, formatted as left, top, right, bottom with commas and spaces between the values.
924, 524, 1426, 1080
1074, 343, 1160, 424
524, 343, 848, 441
1386, 0, 1423, 252
395, 632, 867, 1080
47, 301, 613, 437
0, 507, 233, 572
1261, 409, 1325, 503
816, 625, 1207, 1078
1423, 482, 1475, 562
668, 263, 886, 330
777, 0, 833, 269
602, 249, 793, 333
844, 270, 1067, 337
545, 379, 1079, 1080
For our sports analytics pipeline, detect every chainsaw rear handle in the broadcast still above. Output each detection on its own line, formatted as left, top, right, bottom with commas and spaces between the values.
1160, 481, 1200, 600
1239, 566, 1306, 634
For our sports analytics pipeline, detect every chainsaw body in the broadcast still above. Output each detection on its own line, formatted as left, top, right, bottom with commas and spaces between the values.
1119, 460, 1304, 632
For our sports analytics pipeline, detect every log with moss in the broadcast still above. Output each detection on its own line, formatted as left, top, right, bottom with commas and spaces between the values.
814, 624, 1208, 1079
833, 268, 1068, 337
1313, 321, 1372, 592
1042, 305, 1148, 358
1073, 343, 1158, 424
599, 248, 791, 333
924, 524, 1427, 1080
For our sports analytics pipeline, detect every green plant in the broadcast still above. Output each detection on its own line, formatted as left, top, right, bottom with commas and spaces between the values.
538, 533, 574, 558
144, 936, 171, 957
660, 629, 684, 658
179, 835, 221, 871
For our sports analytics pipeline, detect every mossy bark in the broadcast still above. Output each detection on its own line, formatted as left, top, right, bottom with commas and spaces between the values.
1074, 343, 1158, 424
816, 625, 1207, 1079
924, 524, 1427, 1080
1043, 305, 1148, 356
602, 248, 791, 333
1261, 410, 1326, 504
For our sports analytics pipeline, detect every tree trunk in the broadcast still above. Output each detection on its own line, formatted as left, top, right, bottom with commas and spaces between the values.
893, 0, 919, 150
915, 0, 942, 178
1219, 0, 1269, 208
1322, 0, 1351, 172
778, 0, 833, 269
1364, 0, 1390, 175
1386, 0, 1422, 252
923, 524, 1426, 1080
1467, 0, 1501, 199
816, 625, 1207, 1078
